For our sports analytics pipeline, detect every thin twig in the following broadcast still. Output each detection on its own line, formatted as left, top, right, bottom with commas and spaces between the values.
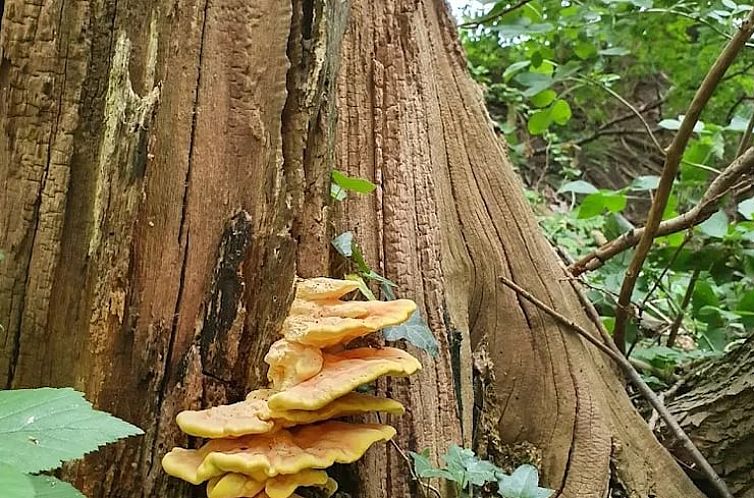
736, 104, 754, 157
612, 8, 754, 353
458, 0, 534, 28
569, 146, 754, 276
498, 276, 734, 498
666, 268, 701, 348
580, 79, 666, 154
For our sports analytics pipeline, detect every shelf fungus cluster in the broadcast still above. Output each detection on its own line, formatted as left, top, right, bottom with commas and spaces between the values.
162, 277, 422, 498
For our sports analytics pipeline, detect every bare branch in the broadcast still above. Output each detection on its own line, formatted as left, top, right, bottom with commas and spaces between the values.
458, 0, 534, 29
498, 275, 734, 498
612, 8, 754, 353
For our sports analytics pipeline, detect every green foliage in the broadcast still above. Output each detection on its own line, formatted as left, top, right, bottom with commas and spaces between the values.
0, 388, 143, 498
410, 445, 554, 498
332, 231, 440, 356
330, 170, 377, 201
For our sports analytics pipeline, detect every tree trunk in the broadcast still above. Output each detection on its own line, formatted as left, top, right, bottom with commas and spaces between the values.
0, 0, 710, 497
664, 337, 754, 498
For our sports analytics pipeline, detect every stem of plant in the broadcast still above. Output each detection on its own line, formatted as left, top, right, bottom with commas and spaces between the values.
499, 275, 735, 498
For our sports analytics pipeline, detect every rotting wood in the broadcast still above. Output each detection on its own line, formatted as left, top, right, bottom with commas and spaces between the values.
0, 1, 721, 498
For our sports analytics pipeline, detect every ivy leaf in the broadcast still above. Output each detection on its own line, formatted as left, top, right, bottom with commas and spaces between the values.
498, 464, 554, 498
599, 47, 630, 56
383, 311, 439, 357
331, 170, 377, 195
0, 388, 142, 473
30, 475, 86, 498
698, 210, 729, 239
557, 180, 598, 194
738, 197, 754, 220
0, 465, 34, 498
410, 449, 455, 481
514, 72, 554, 97
629, 175, 660, 191
331, 231, 355, 258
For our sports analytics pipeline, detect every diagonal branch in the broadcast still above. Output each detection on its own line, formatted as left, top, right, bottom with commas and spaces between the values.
612, 8, 754, 353
568, 146, 754, 275
498, 275, 734, 498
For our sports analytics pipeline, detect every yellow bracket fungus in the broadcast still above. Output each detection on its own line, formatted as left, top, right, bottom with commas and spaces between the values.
162, 277, 423, 498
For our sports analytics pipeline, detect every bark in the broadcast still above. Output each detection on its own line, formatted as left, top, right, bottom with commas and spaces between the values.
0, 1, 709, 497
664, 337, 754, 498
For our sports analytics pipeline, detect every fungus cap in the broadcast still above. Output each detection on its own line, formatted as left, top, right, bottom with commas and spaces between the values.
267, 347, 421, 411
283, 299, 417, 348
264, 339, 324, 390
175, 396, 273, 439
162, 421, 396, 484
269, 392, 404, 426
294, 277, 360, 301
207, 470, 336, 498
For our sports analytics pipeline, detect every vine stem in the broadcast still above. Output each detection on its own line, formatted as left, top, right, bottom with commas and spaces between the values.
499, 275, 734, 498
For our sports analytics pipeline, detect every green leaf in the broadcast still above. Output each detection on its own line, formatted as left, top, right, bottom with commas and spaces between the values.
549, 99, 572, 125
578, 192, 626, 218
410, 450, 455, 481
330, 183, 347, 201
599, 47, 630, 56
658, 118, 681, 130
514, 72, 554, 96
344, 274, 377, 301
698, 210, 729, 239
491, 21, 554, 37
529, 89, 556, 108
0, 465, 34, 498
527, 110, 552, 135
503, 61, 531, 81
693, 280, 720, 313
0, 388, 142, 474
383, 311, 439, 357
444, 445, 500, 488
738, 197, 754, 220
574, 41, 596, 60
498, 464, 554, 498
30, 475, 86, 498
629, 175, 660, 190
331, 171, 377, 194
557, 180, 598, 194
331, 231, 354, 258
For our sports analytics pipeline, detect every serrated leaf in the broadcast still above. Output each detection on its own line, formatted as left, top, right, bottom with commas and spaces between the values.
331, 171, 377, 194
0, 465, 34, 498
0, 388, 142, 473
382, 311, 439, 357
698, 210, 729, 239
738, 197, 754, 220
557, 180, 598, 194
30, 475, 86, 498
331, 231, 354, 258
